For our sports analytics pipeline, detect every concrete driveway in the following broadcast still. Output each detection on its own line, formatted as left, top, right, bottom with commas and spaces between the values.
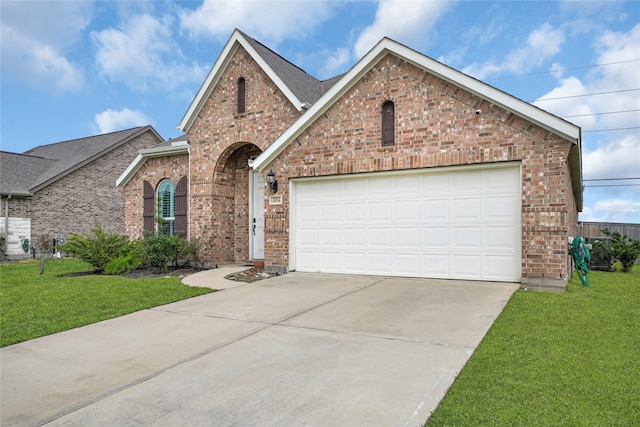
1, 272, 518, 426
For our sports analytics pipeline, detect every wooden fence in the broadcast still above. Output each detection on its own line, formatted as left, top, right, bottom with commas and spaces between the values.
579, 222, 640, 241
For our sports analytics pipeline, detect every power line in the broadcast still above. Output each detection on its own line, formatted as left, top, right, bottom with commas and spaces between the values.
583, 177, 640, 181
583, 126, 640, 133
486, 59, 640, 81
562, 109, 640, 118
584, 184, 640, 187
534, 88, 640, 102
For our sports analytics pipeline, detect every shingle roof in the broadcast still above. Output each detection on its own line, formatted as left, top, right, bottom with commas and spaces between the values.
1, 126, 156, 196
0, 152, 55, 196
239, 30, 341, 105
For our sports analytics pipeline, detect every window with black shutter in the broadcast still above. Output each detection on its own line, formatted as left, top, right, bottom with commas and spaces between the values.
174, 176, 188, 237
157, 179, 175, 236
237, 78, 246, 114
381, 100, 395, 147
143, 181, 155, 233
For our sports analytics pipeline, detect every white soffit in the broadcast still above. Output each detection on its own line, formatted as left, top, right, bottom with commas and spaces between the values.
178, 30, 303, 133
252, 38, 580, 172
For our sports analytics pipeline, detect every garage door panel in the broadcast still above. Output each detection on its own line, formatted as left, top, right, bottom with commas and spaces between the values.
395, 227, 421, 247
485, 255, 520, 278
344, 202, 366, 222
485, 196, 518, 218
453, 198, 483, 220
422, 227, 449, 247
423, 199, 449, 220
396, 253, 421, 275
370, 228, 392, 246
369, 202, 392, 221
297, 228, 319, 246
485, 226, 518, 248
297, 205, 319, 222
344, 253, 366, 273
292, 165, 521, 282
369, 253, 393, 273
320, 228, 341, 245
320, 252, 342, 271
452, 227, 482, 247
452, 254, 482, 276
344, 228, 366, 247
424, 254, 450, 275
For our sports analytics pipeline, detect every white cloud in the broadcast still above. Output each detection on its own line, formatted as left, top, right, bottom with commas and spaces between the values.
94, 108, 151, 134
353, 0, 451, 58
318, 47, 351, 79
463, 23, 566, 80
533, 23, 640, 223
92, 14, 207, 92
0, 1, 91, 93
178, 0, 333, 46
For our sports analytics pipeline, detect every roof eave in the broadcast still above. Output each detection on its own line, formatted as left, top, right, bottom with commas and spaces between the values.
177, 29, 303, 134
116, 143, 190, 187
252, 38, 581, 172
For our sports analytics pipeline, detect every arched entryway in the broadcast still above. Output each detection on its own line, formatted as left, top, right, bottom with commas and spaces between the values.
211, 142, 263, 264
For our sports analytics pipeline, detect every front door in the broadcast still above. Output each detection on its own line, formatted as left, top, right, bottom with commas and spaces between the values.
250, 171, 265, 260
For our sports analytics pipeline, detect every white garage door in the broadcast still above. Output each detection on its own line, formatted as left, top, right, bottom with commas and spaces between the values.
291, 164, 521, 282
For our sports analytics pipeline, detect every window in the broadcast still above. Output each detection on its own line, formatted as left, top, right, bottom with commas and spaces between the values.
237, 77, 246, 114
157, 179, 175, 236
381, 100, 395, 147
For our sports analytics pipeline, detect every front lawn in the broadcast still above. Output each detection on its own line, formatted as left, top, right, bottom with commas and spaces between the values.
0, 258, 213, 347
426, 265, 640, 426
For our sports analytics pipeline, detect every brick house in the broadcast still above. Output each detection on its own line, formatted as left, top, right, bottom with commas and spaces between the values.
118, 30, 582, 290
1, 126, 162, 257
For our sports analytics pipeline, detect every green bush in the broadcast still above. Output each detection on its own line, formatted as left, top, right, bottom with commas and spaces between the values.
601, 229, 640, 273
0, 233, 6, 256
62, 226, 132, 273
104, 246, 144, 275
142, 233, 185, 273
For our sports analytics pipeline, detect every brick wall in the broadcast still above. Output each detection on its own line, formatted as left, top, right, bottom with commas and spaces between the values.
123, 153, 189, 239
186, 46, 301, 264
262, 55, 577, 284
30, 130, 159, 241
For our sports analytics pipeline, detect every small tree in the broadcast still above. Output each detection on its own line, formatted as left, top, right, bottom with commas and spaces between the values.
601, 229, 640, 273
34, 234, 53, 275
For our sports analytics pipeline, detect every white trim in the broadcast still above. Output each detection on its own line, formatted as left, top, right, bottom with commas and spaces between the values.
177, 29, 303, 133
116, 143, 189, 187
252, 38, 580, 172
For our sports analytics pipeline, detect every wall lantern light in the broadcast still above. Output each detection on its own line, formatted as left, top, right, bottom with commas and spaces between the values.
266, 170, 278, 193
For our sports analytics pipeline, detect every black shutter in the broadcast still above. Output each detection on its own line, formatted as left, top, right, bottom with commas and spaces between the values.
382, 101, 395, 147
237, 78, 246, 114
143, 180, 155, 233
174, 176, 188, 237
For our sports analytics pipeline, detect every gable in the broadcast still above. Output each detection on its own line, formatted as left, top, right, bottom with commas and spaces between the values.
251, 38, 581, 173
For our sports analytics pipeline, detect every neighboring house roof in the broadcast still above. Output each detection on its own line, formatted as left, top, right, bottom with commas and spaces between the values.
116, 137, 190, 187
0, 126, 162, 196
0, 152, 56, 196
178, 29, 341, 133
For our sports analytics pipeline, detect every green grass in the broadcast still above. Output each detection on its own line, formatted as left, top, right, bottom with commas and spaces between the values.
426, 265, 640, 426
0, 258, 213, 347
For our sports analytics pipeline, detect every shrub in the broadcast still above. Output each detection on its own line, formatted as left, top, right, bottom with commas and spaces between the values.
601, 229, 640, 273
63, 226, 131, 273
0, 233, 6, 257
104, 244, 144, 275
181, 229, 215, 270
141, 233, 185, 273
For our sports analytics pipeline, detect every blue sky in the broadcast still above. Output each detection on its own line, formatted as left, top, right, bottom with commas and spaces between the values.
1, 0, 639, 223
